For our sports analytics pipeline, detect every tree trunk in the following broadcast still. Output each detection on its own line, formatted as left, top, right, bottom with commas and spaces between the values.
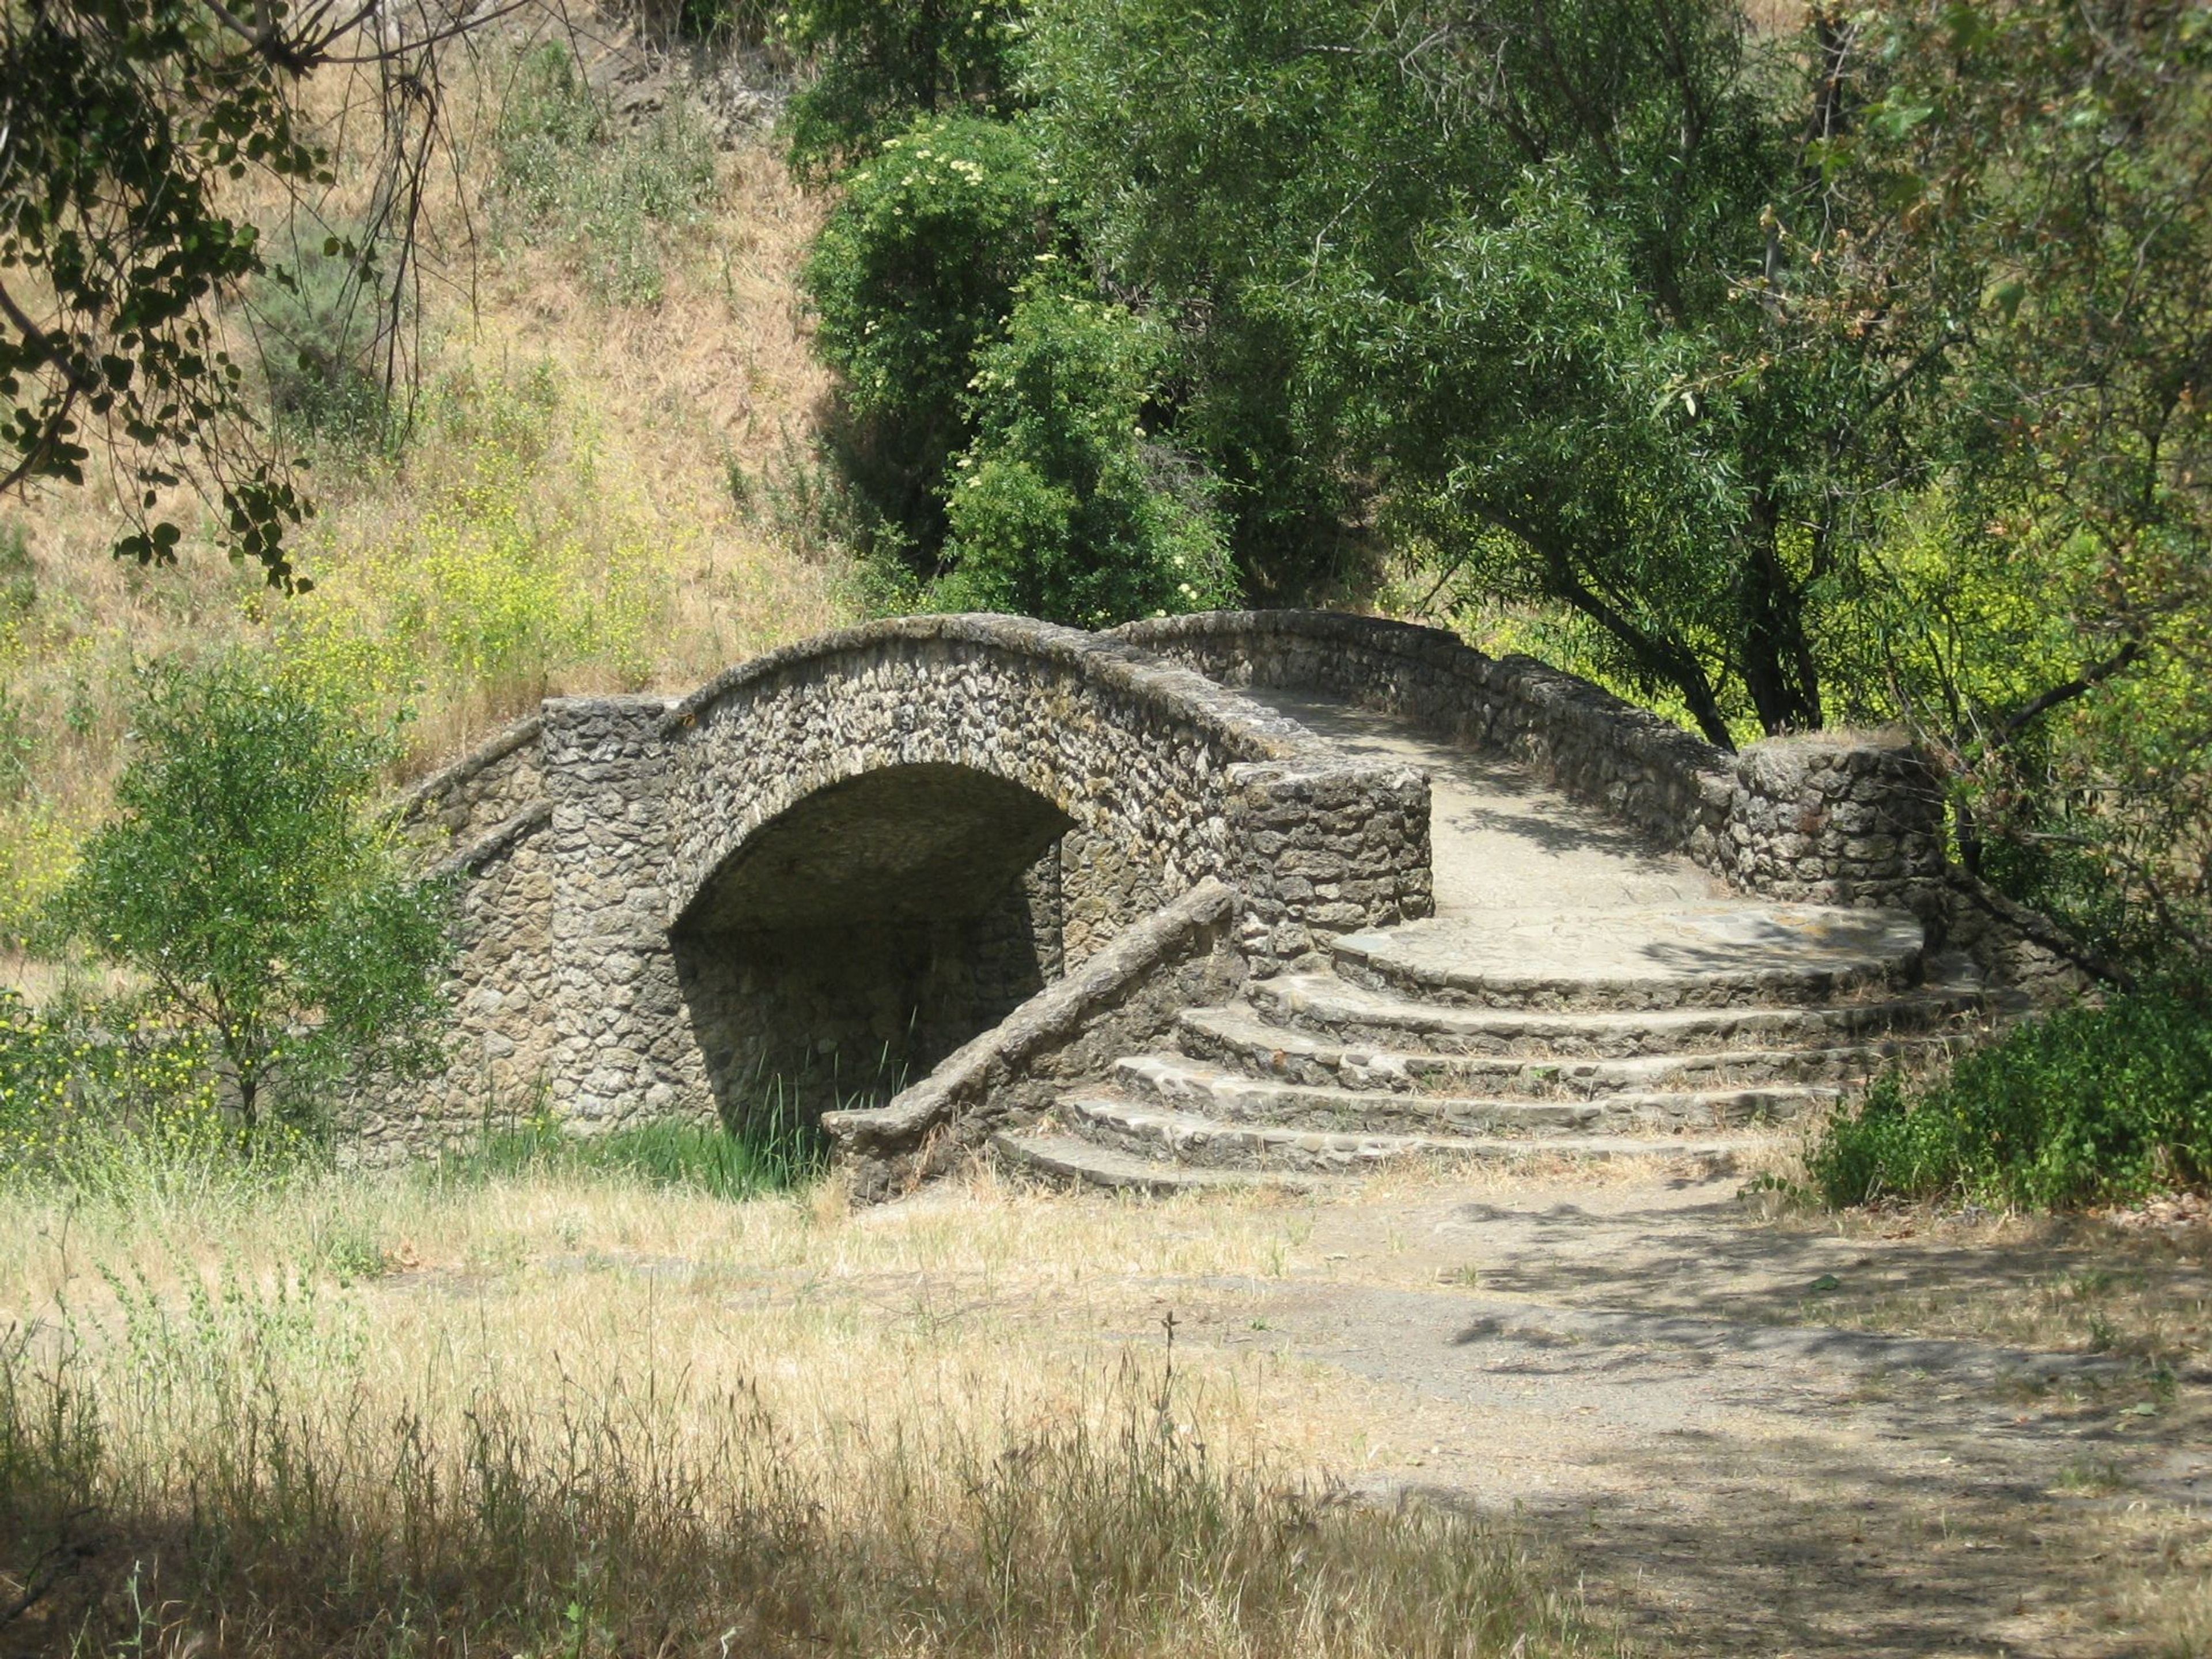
1737, 507, 1824, 736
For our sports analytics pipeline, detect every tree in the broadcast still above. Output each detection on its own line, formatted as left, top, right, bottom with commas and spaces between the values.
800, 113, 1064, 568
0, 0, 495, 588
48, 658, 453, 1136
1795, 0, 2212, 958
781, 0, 1027, 179
940, 289, 1234, 626
1024, 0, 1916, 744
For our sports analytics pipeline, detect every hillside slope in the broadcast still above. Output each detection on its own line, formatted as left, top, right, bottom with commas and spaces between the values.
0, 10, 850, 951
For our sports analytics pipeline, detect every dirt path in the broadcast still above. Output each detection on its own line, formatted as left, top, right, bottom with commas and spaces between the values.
891, 1166, 2212, 1656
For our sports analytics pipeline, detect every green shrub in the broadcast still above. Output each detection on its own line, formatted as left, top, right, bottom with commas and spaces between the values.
1808, 990, 2212, 1210
253, 235, 395, 453
782, 0, 1026, 179
493, 43, 720, 305
44, 660, 454, 1141
800, 113, 1062, 562
938, 290, 1234, 627
0, 994, 253, 1187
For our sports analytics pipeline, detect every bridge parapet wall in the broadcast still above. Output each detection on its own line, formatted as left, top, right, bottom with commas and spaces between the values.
393, 714, 547, 850
1115, 611, 1946, 916
660, 614, 1431, 973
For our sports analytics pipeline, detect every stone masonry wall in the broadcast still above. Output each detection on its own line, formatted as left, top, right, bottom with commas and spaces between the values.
393, 714, 547, 850
355, 614, 1437, 1158
1726, 738, 1948, 917
348, 805, 556, 1162
1116, 611, 1734, 868
661, 615, 1430, 976
1117, 611, 1948, 916
539, 694, 714, 1128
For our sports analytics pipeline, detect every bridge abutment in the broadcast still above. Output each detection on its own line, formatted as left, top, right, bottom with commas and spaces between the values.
541, 694, 708, 1128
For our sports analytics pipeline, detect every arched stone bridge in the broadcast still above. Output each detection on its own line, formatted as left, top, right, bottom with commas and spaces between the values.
368, 610, 2094, 1195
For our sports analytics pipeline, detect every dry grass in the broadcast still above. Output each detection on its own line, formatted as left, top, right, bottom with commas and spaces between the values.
0, 9, 849, 942
1738, 1146, 2212, 1370
0, 1162, 1619, 1657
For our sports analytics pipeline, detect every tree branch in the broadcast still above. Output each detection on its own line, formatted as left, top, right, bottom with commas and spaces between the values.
1993, 638, 2147, 749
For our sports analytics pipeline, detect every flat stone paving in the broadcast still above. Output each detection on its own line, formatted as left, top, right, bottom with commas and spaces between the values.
1246, 690, 1926, 994
1243, 688, 1719, 916
1338, 904, 1929, 997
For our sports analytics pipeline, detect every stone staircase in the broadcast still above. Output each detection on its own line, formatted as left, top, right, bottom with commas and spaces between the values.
990, 684, 2005, 1194
993, 906, 1997, 1191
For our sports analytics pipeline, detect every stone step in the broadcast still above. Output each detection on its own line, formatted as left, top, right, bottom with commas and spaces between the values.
1114, 1053, 1834, 1134
1053, 1094, 1764, 1175
1176, 1006, 1962, 1095
1331, 904, 1926, 1011
988, 1130, 1325, 1194
1244, 972, 1991, 1057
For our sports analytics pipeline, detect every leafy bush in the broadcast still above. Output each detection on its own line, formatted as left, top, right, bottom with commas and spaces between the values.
801, 113, 1062, 563
252, 235, 395, 453
782, 0, 1026, 179
44, 660, 454, 1139
1809, 990, 2212, 1210
939, 290, 1234, 627
493, 43, 720, 304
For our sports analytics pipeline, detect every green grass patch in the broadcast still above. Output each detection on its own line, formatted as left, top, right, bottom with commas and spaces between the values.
440, 1103, 830, 1200
1809, 988, 2212, 1210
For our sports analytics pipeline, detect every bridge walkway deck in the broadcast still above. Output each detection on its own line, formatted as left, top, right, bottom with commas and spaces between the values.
996, 683, 1991, 1193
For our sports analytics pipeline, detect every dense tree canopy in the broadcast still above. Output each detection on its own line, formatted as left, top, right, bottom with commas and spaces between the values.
786, 0, 2212, 966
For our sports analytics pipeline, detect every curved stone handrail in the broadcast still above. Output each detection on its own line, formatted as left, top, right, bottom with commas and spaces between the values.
1114, 609, 1732, 862
391, 711, 547, 844
657, 613, 1411, 962
1115, 609, 1948, 915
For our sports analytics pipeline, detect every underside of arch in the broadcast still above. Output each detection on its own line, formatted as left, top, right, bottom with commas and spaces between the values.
672, 763, 1077, 1127
678, 763, 1075, 933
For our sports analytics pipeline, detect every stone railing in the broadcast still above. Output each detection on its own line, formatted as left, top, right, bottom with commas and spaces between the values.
822, 880, 1245, 1200
392, 714, 547, 849
660, 613, 1431, 974
1115, 611, 1947, 916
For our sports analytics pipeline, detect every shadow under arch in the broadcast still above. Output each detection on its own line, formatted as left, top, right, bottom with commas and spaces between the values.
672, 763, 1076, 1128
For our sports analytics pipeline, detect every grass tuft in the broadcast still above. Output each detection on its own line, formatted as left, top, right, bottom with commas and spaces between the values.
438, 1105, 830, 1200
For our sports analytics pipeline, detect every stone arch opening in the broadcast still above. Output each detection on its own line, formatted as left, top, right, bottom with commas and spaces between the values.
672, 763, 1075, 1127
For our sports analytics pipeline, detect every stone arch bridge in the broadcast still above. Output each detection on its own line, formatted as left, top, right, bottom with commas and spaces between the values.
369, 611, 2092, 1196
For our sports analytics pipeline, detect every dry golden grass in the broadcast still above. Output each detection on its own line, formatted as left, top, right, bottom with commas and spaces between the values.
0, 1162, 1620, 1657
1745, 1189, 2212, 1368
0, 10, 849, 942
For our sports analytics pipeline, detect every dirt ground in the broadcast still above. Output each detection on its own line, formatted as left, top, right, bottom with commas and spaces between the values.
12, 1152, 2206, 1656
866, 1160, 2212, 1658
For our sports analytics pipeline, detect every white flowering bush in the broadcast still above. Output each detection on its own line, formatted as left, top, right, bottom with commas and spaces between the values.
939, 289, 1234, 627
